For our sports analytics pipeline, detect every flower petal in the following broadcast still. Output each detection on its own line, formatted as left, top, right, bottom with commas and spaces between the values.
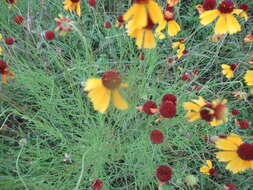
200, 10, 219, 25
112, 89, 128, 110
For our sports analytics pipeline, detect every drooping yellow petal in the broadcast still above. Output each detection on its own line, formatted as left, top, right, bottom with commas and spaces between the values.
88, 86, 111, 113
210, 118, 223, 126
143, 30, 156, 49
123, 4, 139, 21
200, 166, 210, 175
135, 29, 144, 49
84, 78, 103, 91
200, 10, 220, 25
112, 89, 128, 110
206, 160, 212, 168
214, 14, 227, 34
192, 97, 206, 107
226, 14, 241, 34
244, 70, 253, 86
185, 112, 200, 122
221, 64, 230, 69
168, 20, 180, 37
147, 0, 163, 24
76, 2, 81, 16
155, 19, 167, 39
216, 151, 238, 162
183, 102, 201, 111
225, 159, 251, 174
226, 133, 243, 146
215, 139, 238, 151
131, 4, 148, 30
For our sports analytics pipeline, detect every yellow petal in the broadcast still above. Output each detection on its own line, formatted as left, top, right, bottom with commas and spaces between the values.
226, 133, 243, 146
132, 4, 148, 29
123, 4, 138, 21
226, 14, 241, 34
185, 112, 200, 122
135, 29, 144, 49
239, 11, 248, 20
112, 89, 128, 110
200, 10, 219, 25
221, 64, 230, 69
183, 102, 201, 111
206, 160, 212, 168
244, 70, 253, 86
76, 2, 81, 16
232, 9, 243, 15
215, 139, 238, 151
200, 166, 210, 175
210, 118, 223, 126
215, 14, 227, 34
88, 86, 111, 113
192, 96, 206, 107
143, 30, 156, 49
168, 20, 181, 37
147, 0, 163, 24
216, 151, 238, 162
225, 159, 251, 174
155, 19, 167, 34
84, 78, 103, 91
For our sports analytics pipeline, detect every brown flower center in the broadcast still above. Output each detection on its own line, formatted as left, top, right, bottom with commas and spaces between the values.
237, 143, 253, 161
200, 104, 214, 122
134, 0, 148, 3
203, 0, 217, 10
102, 70, 121, 89
71, 0, 80, 3
145, 16, 155, 30
218, 0, 234, 13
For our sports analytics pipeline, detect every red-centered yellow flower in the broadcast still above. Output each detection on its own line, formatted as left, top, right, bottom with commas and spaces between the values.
200, 0, 246, 35
244, 31, 253, 43
84, 70, 128, 113
244, 70, 253, 86
183, 97, 228, 126
55, 14, 73, 36
123, 0, 163, 31
126, 17, 156, 49
172, 40, 186, 58
200, 160, 216, 176
0, 60, 15, 84
156, 10, 181, 38
63, 0, 81, 16
221, 64, 237, 79
215, 133, 253, 173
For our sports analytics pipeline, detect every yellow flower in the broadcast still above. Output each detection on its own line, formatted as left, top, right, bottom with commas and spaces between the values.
215, 133, 253, 173
123, 0, 163, 31
172, 40, 186, 58
244, 70, 253, 86
126, 18, 156, 49
156, 11, 181, 38
84, 70, 128, 113
200, 0, 245, 35
200, 160, 216, 176
63, 0, 81, 16
221, 64, 237, 79
183, 97, 228, 126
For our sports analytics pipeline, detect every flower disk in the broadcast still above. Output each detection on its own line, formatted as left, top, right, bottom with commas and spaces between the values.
218, 0, 234, 13
0, 60, 8, 74
102, 70, 121, 89
159, 101, 176, 118
203, 0, 217, 11
156, 165, 172, 183
237, 143, 253, 160
150, 130, 164, 144
143, 101, 157, 115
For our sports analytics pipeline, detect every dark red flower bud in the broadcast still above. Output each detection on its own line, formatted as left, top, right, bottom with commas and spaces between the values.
238, 120, 250, 129
181, 73, 191, 81
104, 21, 112, 29
0, 60, 8, 74
5, 37, 15, 45
117, 15, 124, 23
140, 55, 145, 61
13, 15, 24, 25
88, 0, 96, 7
240, 4, 248, 11
203, 0, 217, 10
159, 101, 176, 118
224, 184, 237, 190
156, 165, 173, 183
92, 179, 103, 190
231, 109, 240, 116
142, 101, 157, 115
162, 94, 177, 104
45, 30, 55, 41
150, 130, 164, 144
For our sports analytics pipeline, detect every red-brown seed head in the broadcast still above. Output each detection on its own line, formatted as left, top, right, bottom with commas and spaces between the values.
134, 0, 148, 3
230, 64, 237, 71
0, 60, 8, 74
224, 184, 237, 190
238, 120, 250, 129
102, 70, 121, 89
166, 5, 174, 12
5, 37, 15, 45
117, 15, 124, 23
200, 104, 214, 122
45, 30, 55, 40
140, 55, 145, 61
231, 109, 240, 116
92, 179, 103, 190
162, 94, 177, 104
13, 15, 24, 25
104, 21, 112, 28
88, 0, 96, 6
203, 0, 217, 10
156, 165, 173, 183
237, 143, 253, 160
181, 73, 191, 81
71, 0, 80, 3
218, 0, 235, 13
214, 103, 227, 120
142, 101, 157, 115
240, 4, 248, 11
5, 0, 15, 4
150, 130, 164, 144
159, 101, 176, 118
208, 168, 217, 176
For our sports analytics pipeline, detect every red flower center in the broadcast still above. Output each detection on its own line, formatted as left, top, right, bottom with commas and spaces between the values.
102, 70, 121, 89
143, 101, 157, 115
200, 104, 214, 122
150, 130, 164, 144
166, 5, 174, 12
159, 101, 176, 118
71, 0, 80, 3
117, 15, 124, 23
218, 0, 234, 13
240, 4, 248, 11
156, 165, 173, 183
209, 168, 216, 176
237, 143, 253, 161
134, 0, 148, 3
164, 11, 174, 21
0, 60, 8, 74
230, 64, 237, 71
45, 30, 55, 41
203, 0, 217, 10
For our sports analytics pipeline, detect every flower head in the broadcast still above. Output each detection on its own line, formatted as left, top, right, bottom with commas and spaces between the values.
92, 179, 103, 190
221, 64, 237, 79
0, 60, 15, 84
156, 165, 172, 183
55, 14, 73, 36
196, 0, 217, 14
63, 0, 81, 16
200, 160, 217, 176
13, 15, 24, 25
150, 129, 164, 144
84, 70, 128, 113
88, 0, 96, 7
44, 30, 55, 41
162, 94, 177, 104
231, 109, 240, 116
5, 37, 15, 45
236, 120, 250, 129
183, 97, 228, 126
159, 101, 176, 118
215, 133, 253, 173
142, 101, 157, 115
200, 0, 246, 34
104, 21, 112, 29
116, 15, 124, 27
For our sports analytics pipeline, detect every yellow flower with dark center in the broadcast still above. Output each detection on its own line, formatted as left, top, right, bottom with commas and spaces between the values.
63, 0, 81, 16
200, 0, 246, 35
221, 64, 237, 79
126, 17, 156, 49
84, 70, 128, 113
123, 0, 163, 31
172, 40, 186, 58
215, 133, 253, 173
244, 70, 253, 86
183, 97, 228, 126
200, 160, 216, 176
156, 10, 181, 38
